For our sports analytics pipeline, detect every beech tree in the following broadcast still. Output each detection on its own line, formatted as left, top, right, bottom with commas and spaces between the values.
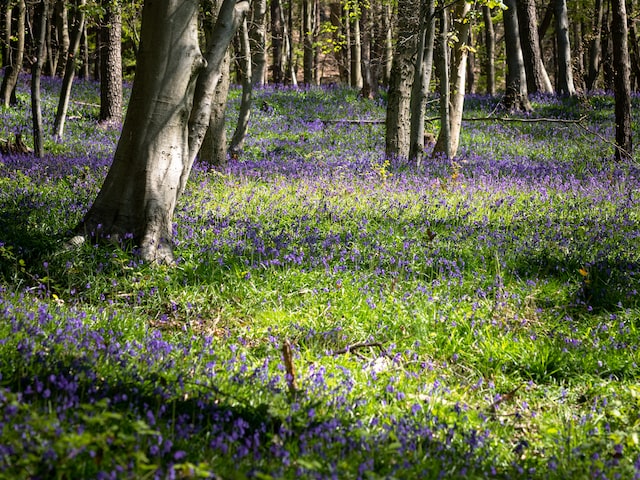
75, 0, 248, 263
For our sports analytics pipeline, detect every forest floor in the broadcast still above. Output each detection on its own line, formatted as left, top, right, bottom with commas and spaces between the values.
1, 76, 640, 479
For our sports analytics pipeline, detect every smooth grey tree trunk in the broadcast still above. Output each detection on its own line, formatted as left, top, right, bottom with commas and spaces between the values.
200, 49, 230, 166
230, 17, 253, 154
611, 0, 632, 160
442, 1, 471, 157
99, 0, 123, 125
31, 0, 48, 159
79, 0, 248, 263
482, 6, 495, 96
384, 0, 418, 159
53, 0, 86, 138
249, 0, 267, 85
1, 0, 25, 107
517, 0, 553, 94
409, 0, 435, 163
503, 0, 531, 111
554, 0, 576, 96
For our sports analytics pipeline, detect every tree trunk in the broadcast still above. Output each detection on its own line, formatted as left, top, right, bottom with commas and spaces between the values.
611, 0, 632, 160
586, 0, 603, 90
384, 0, 418, 159
249, 0, 267, 85
200, 50, 230, 166
99, 0, 123, 125
503, 0, 531, 111
53, 0, 86, 138
79, 0, 248, 263
80, 21, 90, 79
482, 6, 495, 96
517, 0, 553, 94
51, 0, 69, 76
284, 0, 297, 85
433, 1, 471, 159
360, 0, 375, 97
1, 0, 25, 107
303, 0, 314, 84
434, 7, 450, 158
409, 0, 436, 162
31, 0, 49, 159
554, 0, 576, 95
629, 13, 640, 91
382, 1, 393, 85
230, 17, 252, 154
350, 3, 363, 89
270, 0, 284, 83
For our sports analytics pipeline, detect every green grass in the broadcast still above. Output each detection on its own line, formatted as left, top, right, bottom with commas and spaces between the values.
1, 77, 639, 478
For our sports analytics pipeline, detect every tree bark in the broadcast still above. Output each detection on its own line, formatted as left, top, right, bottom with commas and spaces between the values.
350, 2, 363, 89
554, 0, 576, 95
433, 1, 471, 159
0, 0, 25, 107
270, 0, 284, 83
230, 17, 252, 154
249, 0, 267, 85
611, 0, 632, 159
80, 0, 247, 263
99, 0, 123, 125
517, 0, 553, 94
409, 0, 436, 162
503, 0, 531, 111
31, 0, 49, 159
482, 6, 495, 96
586, 0, 604, 90
53, 0, 86, 138
360, 0, 375, 97
384, 0, 418, 159
200, 49, 230, 166
303, 0, 314, 84
434, 7, 450, 158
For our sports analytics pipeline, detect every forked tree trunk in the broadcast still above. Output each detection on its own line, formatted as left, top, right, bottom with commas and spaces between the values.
53, 0, 86, 138
611, 0, 632, 160
1, 0, 25, 107
79, 0, 248, 263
